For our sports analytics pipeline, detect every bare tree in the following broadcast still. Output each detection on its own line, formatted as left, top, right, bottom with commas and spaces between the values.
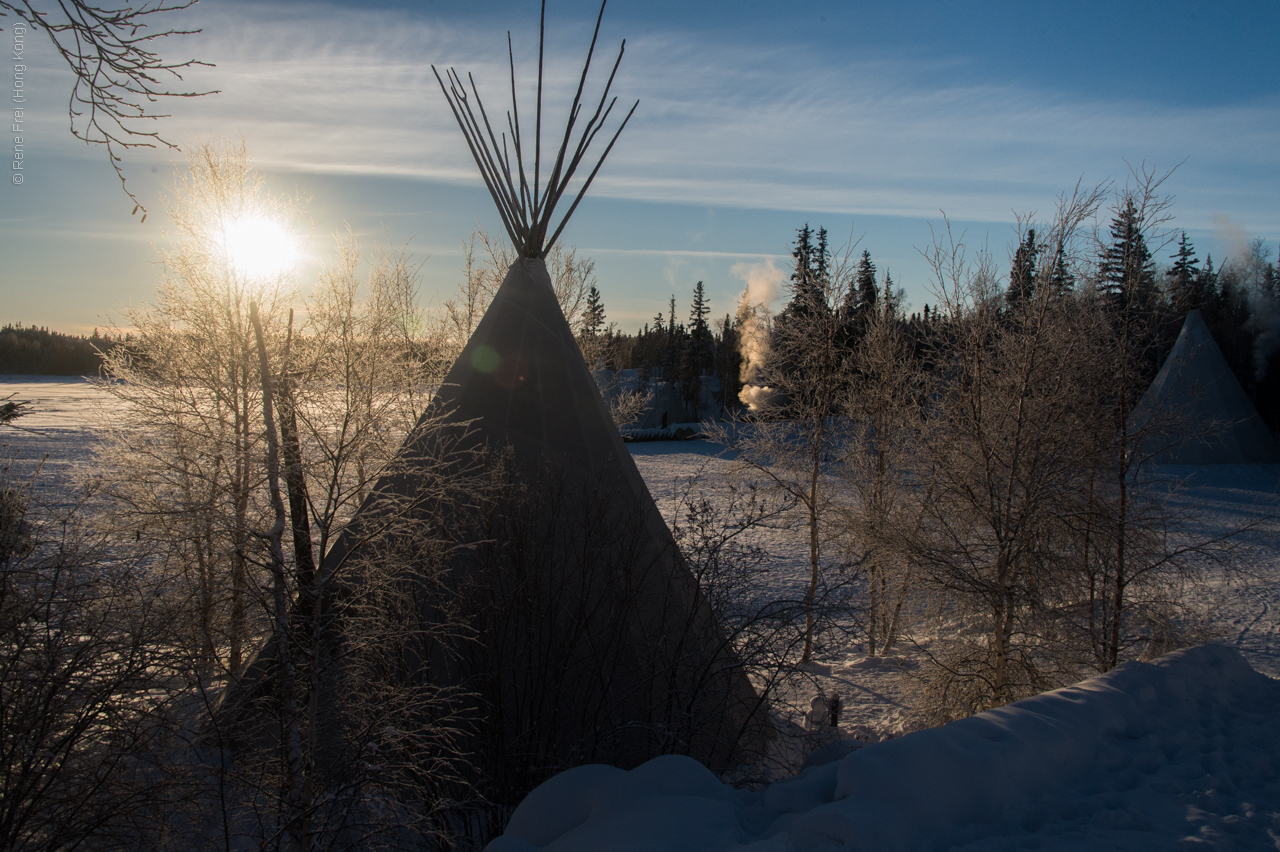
2, 0, 214, 216
1070, 166, 1239, 672
607, 384, 653, 430
905, 190, 1107, 720
0, 460, 185, 852
839, 294, 925, 657
96, 138, 300, 676
86, 139, 483, 850
897, 180, 1254, 725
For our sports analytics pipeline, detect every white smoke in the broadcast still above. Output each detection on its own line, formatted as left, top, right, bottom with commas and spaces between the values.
1216, 215, 1280, 380
733, 282, 776, 411
738, 382, 780, 411
731, 258, 786, 308
1213, 214, 1253, 269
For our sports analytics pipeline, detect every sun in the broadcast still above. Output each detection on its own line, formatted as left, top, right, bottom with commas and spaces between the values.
218, 214, 301, 280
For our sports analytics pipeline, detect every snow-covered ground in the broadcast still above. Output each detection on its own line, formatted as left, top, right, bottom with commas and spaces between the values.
620, 439, 1280, 851
491, 644, 1280, 851
6, 382, 1280, 850
0, 376, 117, 489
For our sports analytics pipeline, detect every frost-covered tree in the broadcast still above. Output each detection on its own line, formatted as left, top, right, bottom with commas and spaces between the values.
1099, 198, 1159, 318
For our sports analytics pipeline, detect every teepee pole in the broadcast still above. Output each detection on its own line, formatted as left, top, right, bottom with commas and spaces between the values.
533, 0, 545, 226
432, 0, 636, 259
432, 67, 523, 248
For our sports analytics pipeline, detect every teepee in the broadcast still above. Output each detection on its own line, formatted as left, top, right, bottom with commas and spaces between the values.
218, 0, 769, 797
1134, 309, 1280, 464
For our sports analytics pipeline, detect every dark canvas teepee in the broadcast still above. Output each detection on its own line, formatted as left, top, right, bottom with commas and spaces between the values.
217, 0, 769, 798
1135, 309, 1280, 464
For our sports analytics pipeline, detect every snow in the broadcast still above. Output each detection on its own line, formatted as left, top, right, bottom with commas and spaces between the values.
5, 383, 1280, 849
0, 376, 115, 490
489, 644, 1280, 851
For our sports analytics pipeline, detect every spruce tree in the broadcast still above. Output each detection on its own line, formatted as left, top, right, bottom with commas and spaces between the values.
1047, 238, 1074, 299
715, 312, 742, 412
1164, 231, 1201, 312
582, 285, 606, 338
881, 271, 897, 319
812, 227, 830, 292
792, 225, 813, 285
688, 281, 712, 370
1099, 199, 1157, 316
1005, 229, 1038, 308
786, 224, 824, 320
683, 281, 714, 416
855, 250, 878, 316
661, 296, 679, 380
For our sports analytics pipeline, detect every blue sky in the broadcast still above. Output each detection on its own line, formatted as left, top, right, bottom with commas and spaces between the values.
2, 0, 1278, 334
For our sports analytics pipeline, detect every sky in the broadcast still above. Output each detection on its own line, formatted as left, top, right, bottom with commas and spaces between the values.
1, 0, 1278, 335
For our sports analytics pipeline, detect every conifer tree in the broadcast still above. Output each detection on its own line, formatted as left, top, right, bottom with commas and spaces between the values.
881, 271, 898, 319
1005, 229, 1038, 308
1099, 199, 1157, 316
855, 250, 878, 316
1164, 231, 1201, 312
813, 227, 830, 292
1047, 238, 1074, 299
785, 224, 827, 320
792, 224, 814, 293
714, 312, 742, 413
661, 296, 679, 380
688, 281, 713, 370
583, 284, 606, 338
682, 281, 714, 416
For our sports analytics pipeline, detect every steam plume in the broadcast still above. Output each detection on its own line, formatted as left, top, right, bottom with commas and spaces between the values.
734, 287, 775, 411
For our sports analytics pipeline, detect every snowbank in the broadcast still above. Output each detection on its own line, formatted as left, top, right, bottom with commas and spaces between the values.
487, 644, 1280, 851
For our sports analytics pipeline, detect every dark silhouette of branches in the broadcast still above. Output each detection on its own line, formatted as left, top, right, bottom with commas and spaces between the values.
1, 0, 215, 219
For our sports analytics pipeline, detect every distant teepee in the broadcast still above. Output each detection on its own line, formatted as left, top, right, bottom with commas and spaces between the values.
1134, 309, 1280, 464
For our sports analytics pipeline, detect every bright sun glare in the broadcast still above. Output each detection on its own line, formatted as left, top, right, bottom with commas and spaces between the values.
219, 215, 301, 280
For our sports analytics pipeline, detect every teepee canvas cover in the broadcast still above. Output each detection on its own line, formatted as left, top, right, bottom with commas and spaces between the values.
396, 255, 766, 776
1135, 309, 1280, 464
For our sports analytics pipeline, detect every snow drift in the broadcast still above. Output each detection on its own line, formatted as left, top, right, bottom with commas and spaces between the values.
488, 644, 1280, 851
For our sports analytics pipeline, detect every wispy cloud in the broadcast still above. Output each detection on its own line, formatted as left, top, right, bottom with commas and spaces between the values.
582, 248, 785, 259
30, 0, 1280, 232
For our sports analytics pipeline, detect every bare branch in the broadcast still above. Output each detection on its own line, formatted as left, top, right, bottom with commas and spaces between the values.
3, 0, 216, 219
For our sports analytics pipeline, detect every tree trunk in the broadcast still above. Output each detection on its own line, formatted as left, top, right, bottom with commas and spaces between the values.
251, 302, 312, 852
802, 453, 821, 664
1109, 463, 1127, 671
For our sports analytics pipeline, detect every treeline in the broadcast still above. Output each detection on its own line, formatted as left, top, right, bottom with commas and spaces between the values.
582, 238, 903, 420
586, 282, 740, 419
0, 324, 123, 375
589, 209, 1280, 433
